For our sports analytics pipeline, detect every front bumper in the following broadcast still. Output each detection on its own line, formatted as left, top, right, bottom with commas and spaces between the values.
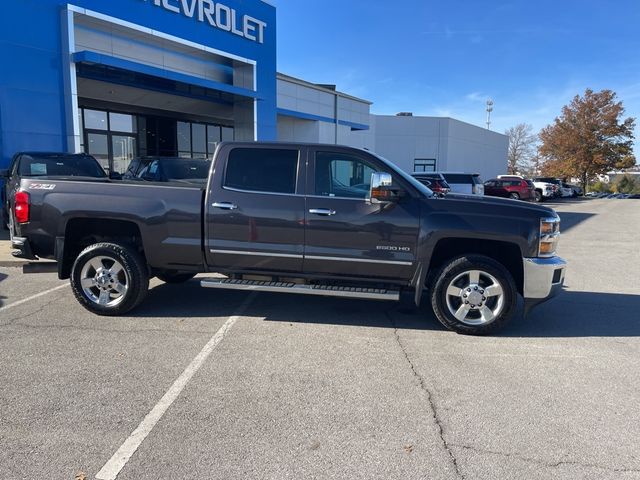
522, 256, 567, 314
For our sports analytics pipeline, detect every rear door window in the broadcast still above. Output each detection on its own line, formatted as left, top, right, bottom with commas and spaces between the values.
224, 148, 299, 194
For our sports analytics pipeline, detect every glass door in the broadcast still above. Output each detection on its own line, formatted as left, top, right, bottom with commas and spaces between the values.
81, 108, 138, 174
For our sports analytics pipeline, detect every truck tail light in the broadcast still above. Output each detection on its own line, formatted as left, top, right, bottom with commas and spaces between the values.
15, 191, 30, 224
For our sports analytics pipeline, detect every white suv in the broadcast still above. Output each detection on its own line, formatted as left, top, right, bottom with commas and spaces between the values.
438, 172, 484, 196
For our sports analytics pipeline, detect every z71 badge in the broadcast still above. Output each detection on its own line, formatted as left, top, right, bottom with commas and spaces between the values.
28, 183, 56, 190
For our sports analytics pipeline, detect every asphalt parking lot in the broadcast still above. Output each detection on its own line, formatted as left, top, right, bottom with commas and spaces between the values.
1, 197, 639, 480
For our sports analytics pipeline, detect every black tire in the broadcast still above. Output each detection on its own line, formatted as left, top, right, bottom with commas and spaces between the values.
70, 242, 149, 316
534, 190, 543, 203
430, 255, 518, 335
156, 271, 196, 284
509, 192, 520, 200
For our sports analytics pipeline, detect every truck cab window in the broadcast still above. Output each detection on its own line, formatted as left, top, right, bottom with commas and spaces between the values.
315, 152, 378, 199
224, 148, 299, 194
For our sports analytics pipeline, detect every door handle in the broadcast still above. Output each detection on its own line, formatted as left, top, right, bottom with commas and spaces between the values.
212, 202, 238, 210
309, 208, 336, 216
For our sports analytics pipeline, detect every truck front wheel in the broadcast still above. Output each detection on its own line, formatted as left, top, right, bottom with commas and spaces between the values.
70, 242, 149, 316
430, 255, 517, 335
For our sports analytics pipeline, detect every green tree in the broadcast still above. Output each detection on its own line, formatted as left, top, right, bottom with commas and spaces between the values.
539, 89, 636, 192
616, 175, 638, 194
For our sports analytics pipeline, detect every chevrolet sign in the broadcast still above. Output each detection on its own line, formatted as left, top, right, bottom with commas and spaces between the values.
146, 0, 267, 44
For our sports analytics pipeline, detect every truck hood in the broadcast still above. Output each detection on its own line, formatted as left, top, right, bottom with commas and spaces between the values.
434, 192, 558, 219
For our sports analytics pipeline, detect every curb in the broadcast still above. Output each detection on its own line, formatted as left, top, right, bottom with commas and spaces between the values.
0, 260, 28, 268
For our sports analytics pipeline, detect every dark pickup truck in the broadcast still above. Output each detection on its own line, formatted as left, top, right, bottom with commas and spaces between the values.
8, 142, 566, 335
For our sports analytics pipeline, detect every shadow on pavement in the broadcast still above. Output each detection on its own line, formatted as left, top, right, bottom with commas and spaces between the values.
133, 282, 640, 337
555, 211, 597, 232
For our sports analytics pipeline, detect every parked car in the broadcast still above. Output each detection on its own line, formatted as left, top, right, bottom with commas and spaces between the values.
566, 184, 583, 197
628, 194, 640, 199
123, 157, 211, 184
410, 173, 451, 195
484, 177, 535, 201
533, 177, 563, 198
559, 183, 575, 198
1, 152, 107, 230
530, 179, 556, 201
439, 172, 484, 195
9, 142, 566, 335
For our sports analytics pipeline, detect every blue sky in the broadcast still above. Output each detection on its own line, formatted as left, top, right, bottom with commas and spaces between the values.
272, 0, 640, 153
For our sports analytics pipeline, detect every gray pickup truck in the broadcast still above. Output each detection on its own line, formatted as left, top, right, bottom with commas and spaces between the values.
8, 142, 566, 335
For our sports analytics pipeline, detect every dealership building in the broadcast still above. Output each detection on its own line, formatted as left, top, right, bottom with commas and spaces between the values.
0, 0, 507, 179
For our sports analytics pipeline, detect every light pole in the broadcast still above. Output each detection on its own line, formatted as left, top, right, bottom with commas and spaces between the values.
486, 99, 494, 130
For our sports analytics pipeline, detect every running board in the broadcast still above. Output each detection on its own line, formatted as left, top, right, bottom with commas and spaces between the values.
200, 278, 400, 301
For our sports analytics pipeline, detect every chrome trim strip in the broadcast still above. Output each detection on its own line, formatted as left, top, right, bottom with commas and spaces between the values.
210, 249, 303, 259
209, 250, 413, 266
305, 255, 413, 266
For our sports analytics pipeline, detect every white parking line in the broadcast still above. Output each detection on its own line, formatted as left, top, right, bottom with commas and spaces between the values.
0, 284, 68, 312
95, 292, 256, 480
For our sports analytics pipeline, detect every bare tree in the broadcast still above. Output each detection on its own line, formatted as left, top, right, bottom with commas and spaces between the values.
505, 123, 538, 175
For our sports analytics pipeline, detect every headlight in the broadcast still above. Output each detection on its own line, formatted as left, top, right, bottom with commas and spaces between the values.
539, 217, 560, 257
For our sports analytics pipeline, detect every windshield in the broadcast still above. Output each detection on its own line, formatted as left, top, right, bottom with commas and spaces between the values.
370, 152, 434, 197
18, 154, 106, 178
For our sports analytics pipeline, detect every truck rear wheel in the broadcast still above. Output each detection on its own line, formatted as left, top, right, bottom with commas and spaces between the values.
70, 242, 149, 316
430, 255, 517, 335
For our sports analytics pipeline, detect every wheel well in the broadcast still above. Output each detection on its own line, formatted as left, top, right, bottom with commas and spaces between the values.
427, 238, 524, 294
59, 218, 145, 279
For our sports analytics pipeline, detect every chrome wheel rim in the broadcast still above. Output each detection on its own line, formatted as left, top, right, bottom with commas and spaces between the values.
445, 270, 505, 326
80, 256, 129, 307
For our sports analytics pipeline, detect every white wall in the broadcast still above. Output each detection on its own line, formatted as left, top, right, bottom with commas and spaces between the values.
277, 116, 320, 143
274, 76, 508, 180
444, 119, 509, 180
365, 116, 507, 180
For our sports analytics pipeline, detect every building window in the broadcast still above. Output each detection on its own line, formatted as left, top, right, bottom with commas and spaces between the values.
178, 122, 232, 159
414, 159, 437, 173
81, 108, 137, 174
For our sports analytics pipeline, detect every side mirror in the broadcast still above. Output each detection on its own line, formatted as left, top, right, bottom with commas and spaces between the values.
368, 172, 396, 204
